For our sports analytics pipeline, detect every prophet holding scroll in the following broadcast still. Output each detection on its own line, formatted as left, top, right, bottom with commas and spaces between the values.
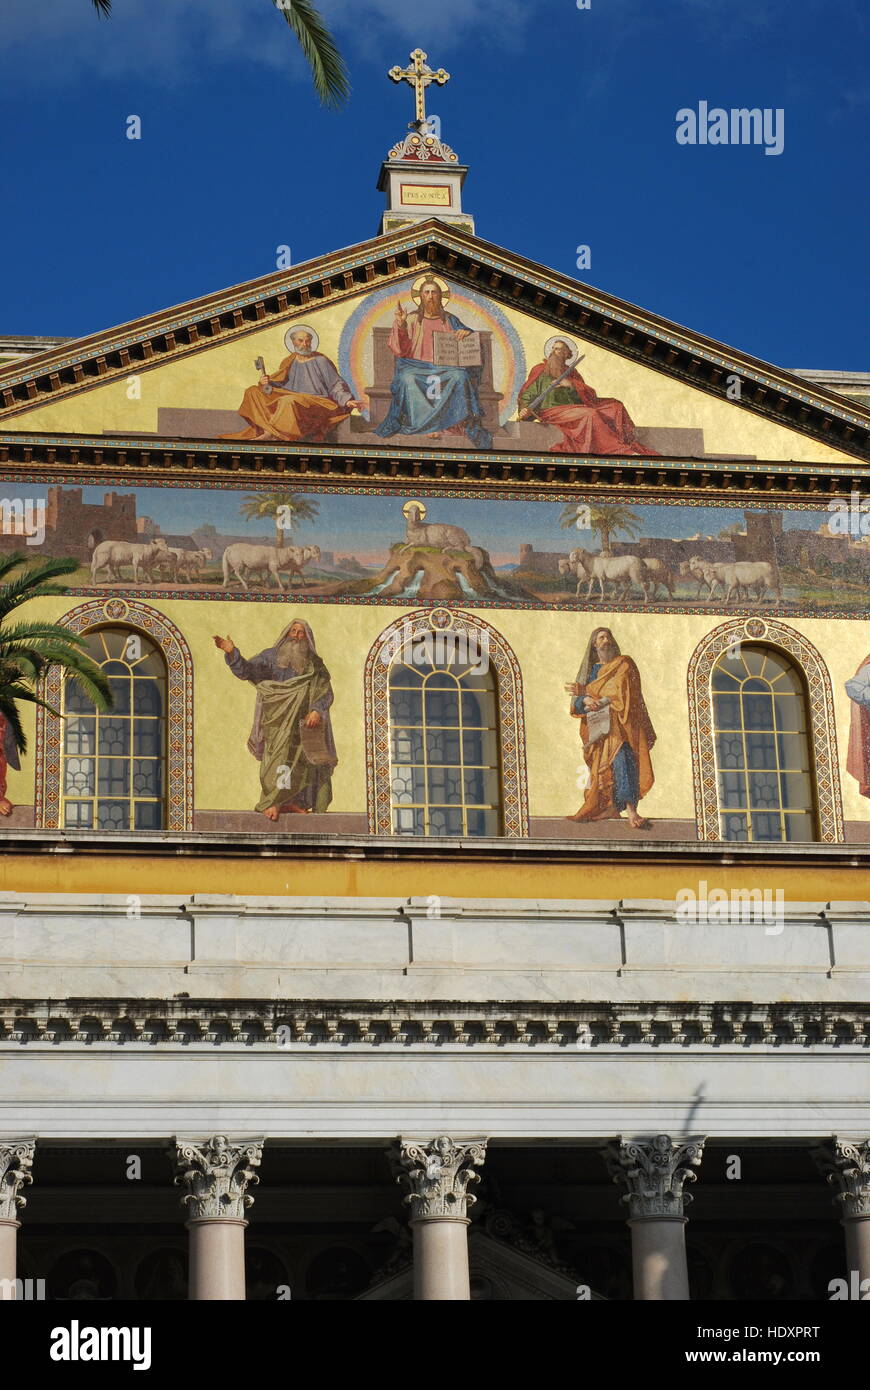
565, 626, 656, 829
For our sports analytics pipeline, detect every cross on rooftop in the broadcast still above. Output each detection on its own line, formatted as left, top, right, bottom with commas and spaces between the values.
388, 48, 450, 129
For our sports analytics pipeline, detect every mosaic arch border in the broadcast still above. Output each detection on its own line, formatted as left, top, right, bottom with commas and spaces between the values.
687, 616, 843, 844
364, 607, 529, 838
35, 598, 194, 832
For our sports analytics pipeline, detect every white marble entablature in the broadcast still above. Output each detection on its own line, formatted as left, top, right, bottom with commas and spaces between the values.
0, 893, 867, 1004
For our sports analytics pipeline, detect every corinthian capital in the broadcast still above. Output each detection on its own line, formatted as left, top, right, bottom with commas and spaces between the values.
602, 1134, 706, 1219
395, 1136, 488, 1220
0, 1139, 35, 1222
812, 1138, 870, 1219
173, 1135, 264, 1221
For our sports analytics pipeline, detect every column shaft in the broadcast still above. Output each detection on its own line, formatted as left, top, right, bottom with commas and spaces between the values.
172, 1135, 263, 1303
0, 1220, 19, 1297
393, 1135, 488, 1302
628, 1216, 689, 1300
187, 1218, 248, 1301
412, 1217, 471, 1300
845, 1214, 870, 1284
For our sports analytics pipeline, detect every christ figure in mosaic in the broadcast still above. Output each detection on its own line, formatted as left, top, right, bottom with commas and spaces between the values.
375, 277, 493, 449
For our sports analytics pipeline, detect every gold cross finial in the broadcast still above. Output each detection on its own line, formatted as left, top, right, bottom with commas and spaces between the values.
388, 48, 450, 127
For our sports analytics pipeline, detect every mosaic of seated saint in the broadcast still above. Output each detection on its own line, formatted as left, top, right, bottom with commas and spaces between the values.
518, 337, 656, 456
224, 326, 366, 443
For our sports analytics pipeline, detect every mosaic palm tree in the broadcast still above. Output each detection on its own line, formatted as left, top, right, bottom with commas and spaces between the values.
240, 491, 321, 548
559, 502, 644, 555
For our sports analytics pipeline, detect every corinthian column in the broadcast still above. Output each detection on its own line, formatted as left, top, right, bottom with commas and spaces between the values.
173, 1135, 263, 1301
395, 1136, 488, 1300
602, 1134, 706, 1300
0, 1140, 35, 1299
813, 1138, 870, 1286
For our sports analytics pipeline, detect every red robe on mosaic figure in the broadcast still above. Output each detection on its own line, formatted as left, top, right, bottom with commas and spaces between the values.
517, 358, 656, 456
845, 655, 870, 796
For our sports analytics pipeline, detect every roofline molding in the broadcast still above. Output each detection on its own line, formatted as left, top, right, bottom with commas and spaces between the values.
0, 221, 866, 460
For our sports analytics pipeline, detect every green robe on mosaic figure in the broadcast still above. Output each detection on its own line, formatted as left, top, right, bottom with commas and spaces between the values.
225, 619, 337, 814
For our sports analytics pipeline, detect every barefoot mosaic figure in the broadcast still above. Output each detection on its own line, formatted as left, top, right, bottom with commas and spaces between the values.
565, 626, 656, 829
213, 619, 337, 821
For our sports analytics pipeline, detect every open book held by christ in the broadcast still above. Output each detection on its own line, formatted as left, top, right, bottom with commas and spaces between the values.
432, 329, 482, 367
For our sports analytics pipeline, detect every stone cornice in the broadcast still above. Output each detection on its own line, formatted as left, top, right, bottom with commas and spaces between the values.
2, 431, 870, 496
0, 221, 865, 460
1, 1000, 868, 1049
1, 826, 870, 868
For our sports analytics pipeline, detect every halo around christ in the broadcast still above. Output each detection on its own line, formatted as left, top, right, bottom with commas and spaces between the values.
410, 274, 450, 306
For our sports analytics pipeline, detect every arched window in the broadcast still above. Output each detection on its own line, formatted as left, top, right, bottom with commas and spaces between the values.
61, 628, 166, 831
365, 608, 529, 838
36, 599, 194, 831
688, 617, 842, 844
389, 644, 500, 837
711, 644, 814, 842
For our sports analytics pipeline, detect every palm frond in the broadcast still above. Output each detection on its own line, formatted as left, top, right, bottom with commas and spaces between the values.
0, 552, 29, 585
0, 685, 63, 755
0, 653, 44, 685
0, 552, 111, 754
0, 620, 91, 650
0, 556, 80, 620
240, 492, 320, 525
274, 0, 350, 108
52, 652, 112, 710
558, 504, 583, 530
90, 0, 111, 14
0, 693, 27, 755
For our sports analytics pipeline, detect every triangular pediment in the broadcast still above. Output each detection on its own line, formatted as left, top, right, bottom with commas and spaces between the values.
1, 220, 866, 467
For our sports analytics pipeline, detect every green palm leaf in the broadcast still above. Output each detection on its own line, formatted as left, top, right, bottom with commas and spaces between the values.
0, 555, 81, 620
0, 693, 27, 754
0, 686, 63, 756
0, 555, 113, 759
558, 502, 644, 552
273, 0, 350, 108
88, 0, 349, 107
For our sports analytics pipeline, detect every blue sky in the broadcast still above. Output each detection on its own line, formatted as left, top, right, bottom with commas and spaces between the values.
1, 0, 867, 370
